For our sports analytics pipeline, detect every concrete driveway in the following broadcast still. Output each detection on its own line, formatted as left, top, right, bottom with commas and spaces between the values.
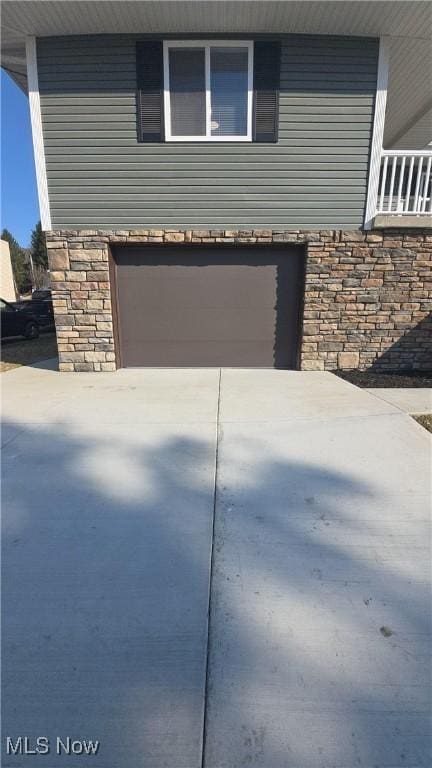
1, 365, 431, 767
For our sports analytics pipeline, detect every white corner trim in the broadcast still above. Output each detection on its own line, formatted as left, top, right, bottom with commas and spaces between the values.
25, 36, 51, 231
364, 37, 390, 230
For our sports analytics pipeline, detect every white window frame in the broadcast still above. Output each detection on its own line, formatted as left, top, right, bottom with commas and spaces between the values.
163, 40, 254, 142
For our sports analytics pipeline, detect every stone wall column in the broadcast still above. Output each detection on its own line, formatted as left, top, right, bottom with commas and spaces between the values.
47, 232, 116, 372
301, 230, 432, 371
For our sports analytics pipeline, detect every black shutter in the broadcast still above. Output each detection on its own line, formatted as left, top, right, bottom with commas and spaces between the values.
253, 41, 281, 143
136, 41, 164, 142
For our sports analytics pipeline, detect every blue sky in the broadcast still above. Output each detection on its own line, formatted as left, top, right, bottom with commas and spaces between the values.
1, 70, 39, 247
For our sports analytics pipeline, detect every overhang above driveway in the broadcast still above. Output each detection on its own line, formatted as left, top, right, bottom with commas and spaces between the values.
1, 1, 431, 150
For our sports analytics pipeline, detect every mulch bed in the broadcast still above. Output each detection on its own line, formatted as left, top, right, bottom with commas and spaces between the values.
333, 370, 432, 389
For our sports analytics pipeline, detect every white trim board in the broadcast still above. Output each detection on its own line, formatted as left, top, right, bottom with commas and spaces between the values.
25, 36, 51, 231
364, 37, 390, 230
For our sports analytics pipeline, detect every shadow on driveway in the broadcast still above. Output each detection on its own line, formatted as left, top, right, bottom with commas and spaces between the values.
1, 415, 431, 767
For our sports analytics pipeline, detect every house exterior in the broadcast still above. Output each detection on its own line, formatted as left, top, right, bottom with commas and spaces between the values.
0, 240, 17, 303
2, 1, 431, 372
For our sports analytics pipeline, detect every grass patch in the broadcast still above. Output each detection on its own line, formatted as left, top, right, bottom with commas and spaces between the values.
1, 332, 58, 373
413, 414, 432, 433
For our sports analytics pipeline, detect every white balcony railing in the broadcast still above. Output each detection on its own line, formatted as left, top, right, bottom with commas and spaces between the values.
377, 150, 432, 216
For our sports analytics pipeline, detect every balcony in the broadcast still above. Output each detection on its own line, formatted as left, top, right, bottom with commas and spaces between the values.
374, 150, 432, 228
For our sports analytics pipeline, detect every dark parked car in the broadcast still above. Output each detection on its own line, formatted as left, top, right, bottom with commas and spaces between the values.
31, 289, 51, 302
30, 289, 54, 327
13, 289, 54, 327
1, 298, 40, 340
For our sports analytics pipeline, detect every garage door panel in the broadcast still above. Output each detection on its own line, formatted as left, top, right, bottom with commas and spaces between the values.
117, 270, 279, 310
112, 245, 304, 369
124, 341, 278, 368
120, 309, 282, 343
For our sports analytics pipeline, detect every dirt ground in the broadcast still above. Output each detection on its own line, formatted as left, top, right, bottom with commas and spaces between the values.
414, 414, 432, 433
0, 332, 58, 373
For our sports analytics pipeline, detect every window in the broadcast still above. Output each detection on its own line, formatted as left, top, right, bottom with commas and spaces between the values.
136, 39, 280, 144
163, 41, 253, 141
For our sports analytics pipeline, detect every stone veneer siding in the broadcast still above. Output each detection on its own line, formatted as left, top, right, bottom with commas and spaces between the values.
46, 229, 432, 373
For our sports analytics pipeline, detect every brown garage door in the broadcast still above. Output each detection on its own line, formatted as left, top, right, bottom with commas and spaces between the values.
111, 245, 304, 368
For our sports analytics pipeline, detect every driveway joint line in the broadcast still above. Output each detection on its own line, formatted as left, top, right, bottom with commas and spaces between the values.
366, 388, 432, 417
201, 366, 222, 768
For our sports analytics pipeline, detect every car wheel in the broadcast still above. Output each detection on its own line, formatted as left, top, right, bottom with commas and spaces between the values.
24, 321, 39, 340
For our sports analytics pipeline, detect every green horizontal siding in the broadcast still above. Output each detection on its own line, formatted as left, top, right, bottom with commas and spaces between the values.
38, 34, 378, 230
